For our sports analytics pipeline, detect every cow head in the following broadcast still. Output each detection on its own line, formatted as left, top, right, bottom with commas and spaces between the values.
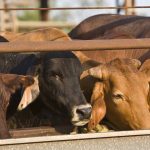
88, 58, 150, 130
40, 52, 92, 126
0, 74, 35, 110
0, 73, 35, 139
18, 52, 92, 126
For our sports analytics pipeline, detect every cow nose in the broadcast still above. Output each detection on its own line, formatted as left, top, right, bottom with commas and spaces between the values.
76, 107, 92, 120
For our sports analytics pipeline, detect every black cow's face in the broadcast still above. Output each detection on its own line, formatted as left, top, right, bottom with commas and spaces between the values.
39, 52, 92, 126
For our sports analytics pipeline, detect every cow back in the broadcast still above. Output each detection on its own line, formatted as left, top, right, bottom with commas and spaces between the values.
69, 14, 150, 63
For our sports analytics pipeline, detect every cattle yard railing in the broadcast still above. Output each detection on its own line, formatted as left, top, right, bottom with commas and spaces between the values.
0, 39, 150, 52
0, 3, 150, 31
1, 128, 150, 149
0, 6, 150, 11
0, 2, 150, 149
0, 39, 150, 149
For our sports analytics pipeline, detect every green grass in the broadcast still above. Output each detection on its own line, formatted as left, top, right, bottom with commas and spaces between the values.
18, 11, 40, 21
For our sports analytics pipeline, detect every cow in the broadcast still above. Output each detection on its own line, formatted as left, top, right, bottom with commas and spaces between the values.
0, 28, 92, 130
85, 58, 150, 130
68, 14, 150, 131
69, 14, 150, 63
0, 73, 34, 138
69, 14, 150, 40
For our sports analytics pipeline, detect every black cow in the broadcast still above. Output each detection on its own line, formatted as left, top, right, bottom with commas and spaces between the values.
0, 51, 92, 129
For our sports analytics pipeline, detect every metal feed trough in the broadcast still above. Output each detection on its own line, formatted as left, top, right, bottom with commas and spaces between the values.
1, 130, 150, 150
1, 1, 150, 149
0, 39, 150, 149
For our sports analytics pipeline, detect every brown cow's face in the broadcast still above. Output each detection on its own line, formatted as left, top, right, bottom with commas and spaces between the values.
104, 70, 150, 130
89, 58, 150, 130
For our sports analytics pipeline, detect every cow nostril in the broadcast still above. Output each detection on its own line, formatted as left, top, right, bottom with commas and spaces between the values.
76, 107, 92, 120
76, 109, 85, 116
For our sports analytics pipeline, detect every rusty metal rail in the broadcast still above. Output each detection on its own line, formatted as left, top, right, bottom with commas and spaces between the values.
0, 6, 150, 11
9, 126, 66, 138
0, 39, 150, 53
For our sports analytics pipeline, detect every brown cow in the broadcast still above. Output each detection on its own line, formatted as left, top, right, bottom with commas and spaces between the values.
86, 58, 150, 130
69, 14, 150, 131
2, 26, 150, 131
0, 73, 35, 138
69, 14, 150, 63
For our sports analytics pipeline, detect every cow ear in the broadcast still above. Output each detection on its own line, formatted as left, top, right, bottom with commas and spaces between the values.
17, 76, 40, 111
1, 74, 34, 94
88, 65, 108, 80
140, 59, 150, 81
87, 82, 106, 131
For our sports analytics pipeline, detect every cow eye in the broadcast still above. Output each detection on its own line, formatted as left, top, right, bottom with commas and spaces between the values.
112, 93, 124, 101
49, 72, 62, 81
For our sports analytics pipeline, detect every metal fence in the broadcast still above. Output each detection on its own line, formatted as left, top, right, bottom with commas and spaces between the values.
0, 38, 150, 149
0, 2, 150, 149
0, 0, 150, 31
0, 39, 150, 52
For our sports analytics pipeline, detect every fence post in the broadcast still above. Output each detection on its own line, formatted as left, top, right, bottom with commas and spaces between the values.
40, 0, 49, 21
125, 0, 135, 15
0, 0, 6, 31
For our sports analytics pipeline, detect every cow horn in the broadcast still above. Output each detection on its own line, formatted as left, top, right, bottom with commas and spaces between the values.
88, 65, 103, 79
130, 59, 141, 69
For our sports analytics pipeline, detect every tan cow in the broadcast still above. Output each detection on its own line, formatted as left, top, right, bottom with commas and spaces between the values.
75, 47, 150, 131
68, 14, 150, 131
84, 58, 150, 130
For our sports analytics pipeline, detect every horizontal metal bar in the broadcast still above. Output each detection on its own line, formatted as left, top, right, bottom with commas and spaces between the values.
0, 39, 150, 52
1, 130, 150, 145
1, 134, 150, 150
9, 126, 63, 138
0, 6, 149, 11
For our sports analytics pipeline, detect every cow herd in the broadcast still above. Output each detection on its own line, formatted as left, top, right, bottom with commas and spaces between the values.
0, 14, 150, 139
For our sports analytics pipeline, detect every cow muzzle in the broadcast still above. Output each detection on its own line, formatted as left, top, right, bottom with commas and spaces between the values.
71, 104, 92, 126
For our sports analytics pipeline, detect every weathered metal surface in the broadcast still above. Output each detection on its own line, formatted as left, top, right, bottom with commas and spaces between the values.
1, 136, 150, 150
1, 130, 150, 145
0, 130, 150, 150
0, 39, 150, 52
9, 127, 62, 138
9, 125, 73, 138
